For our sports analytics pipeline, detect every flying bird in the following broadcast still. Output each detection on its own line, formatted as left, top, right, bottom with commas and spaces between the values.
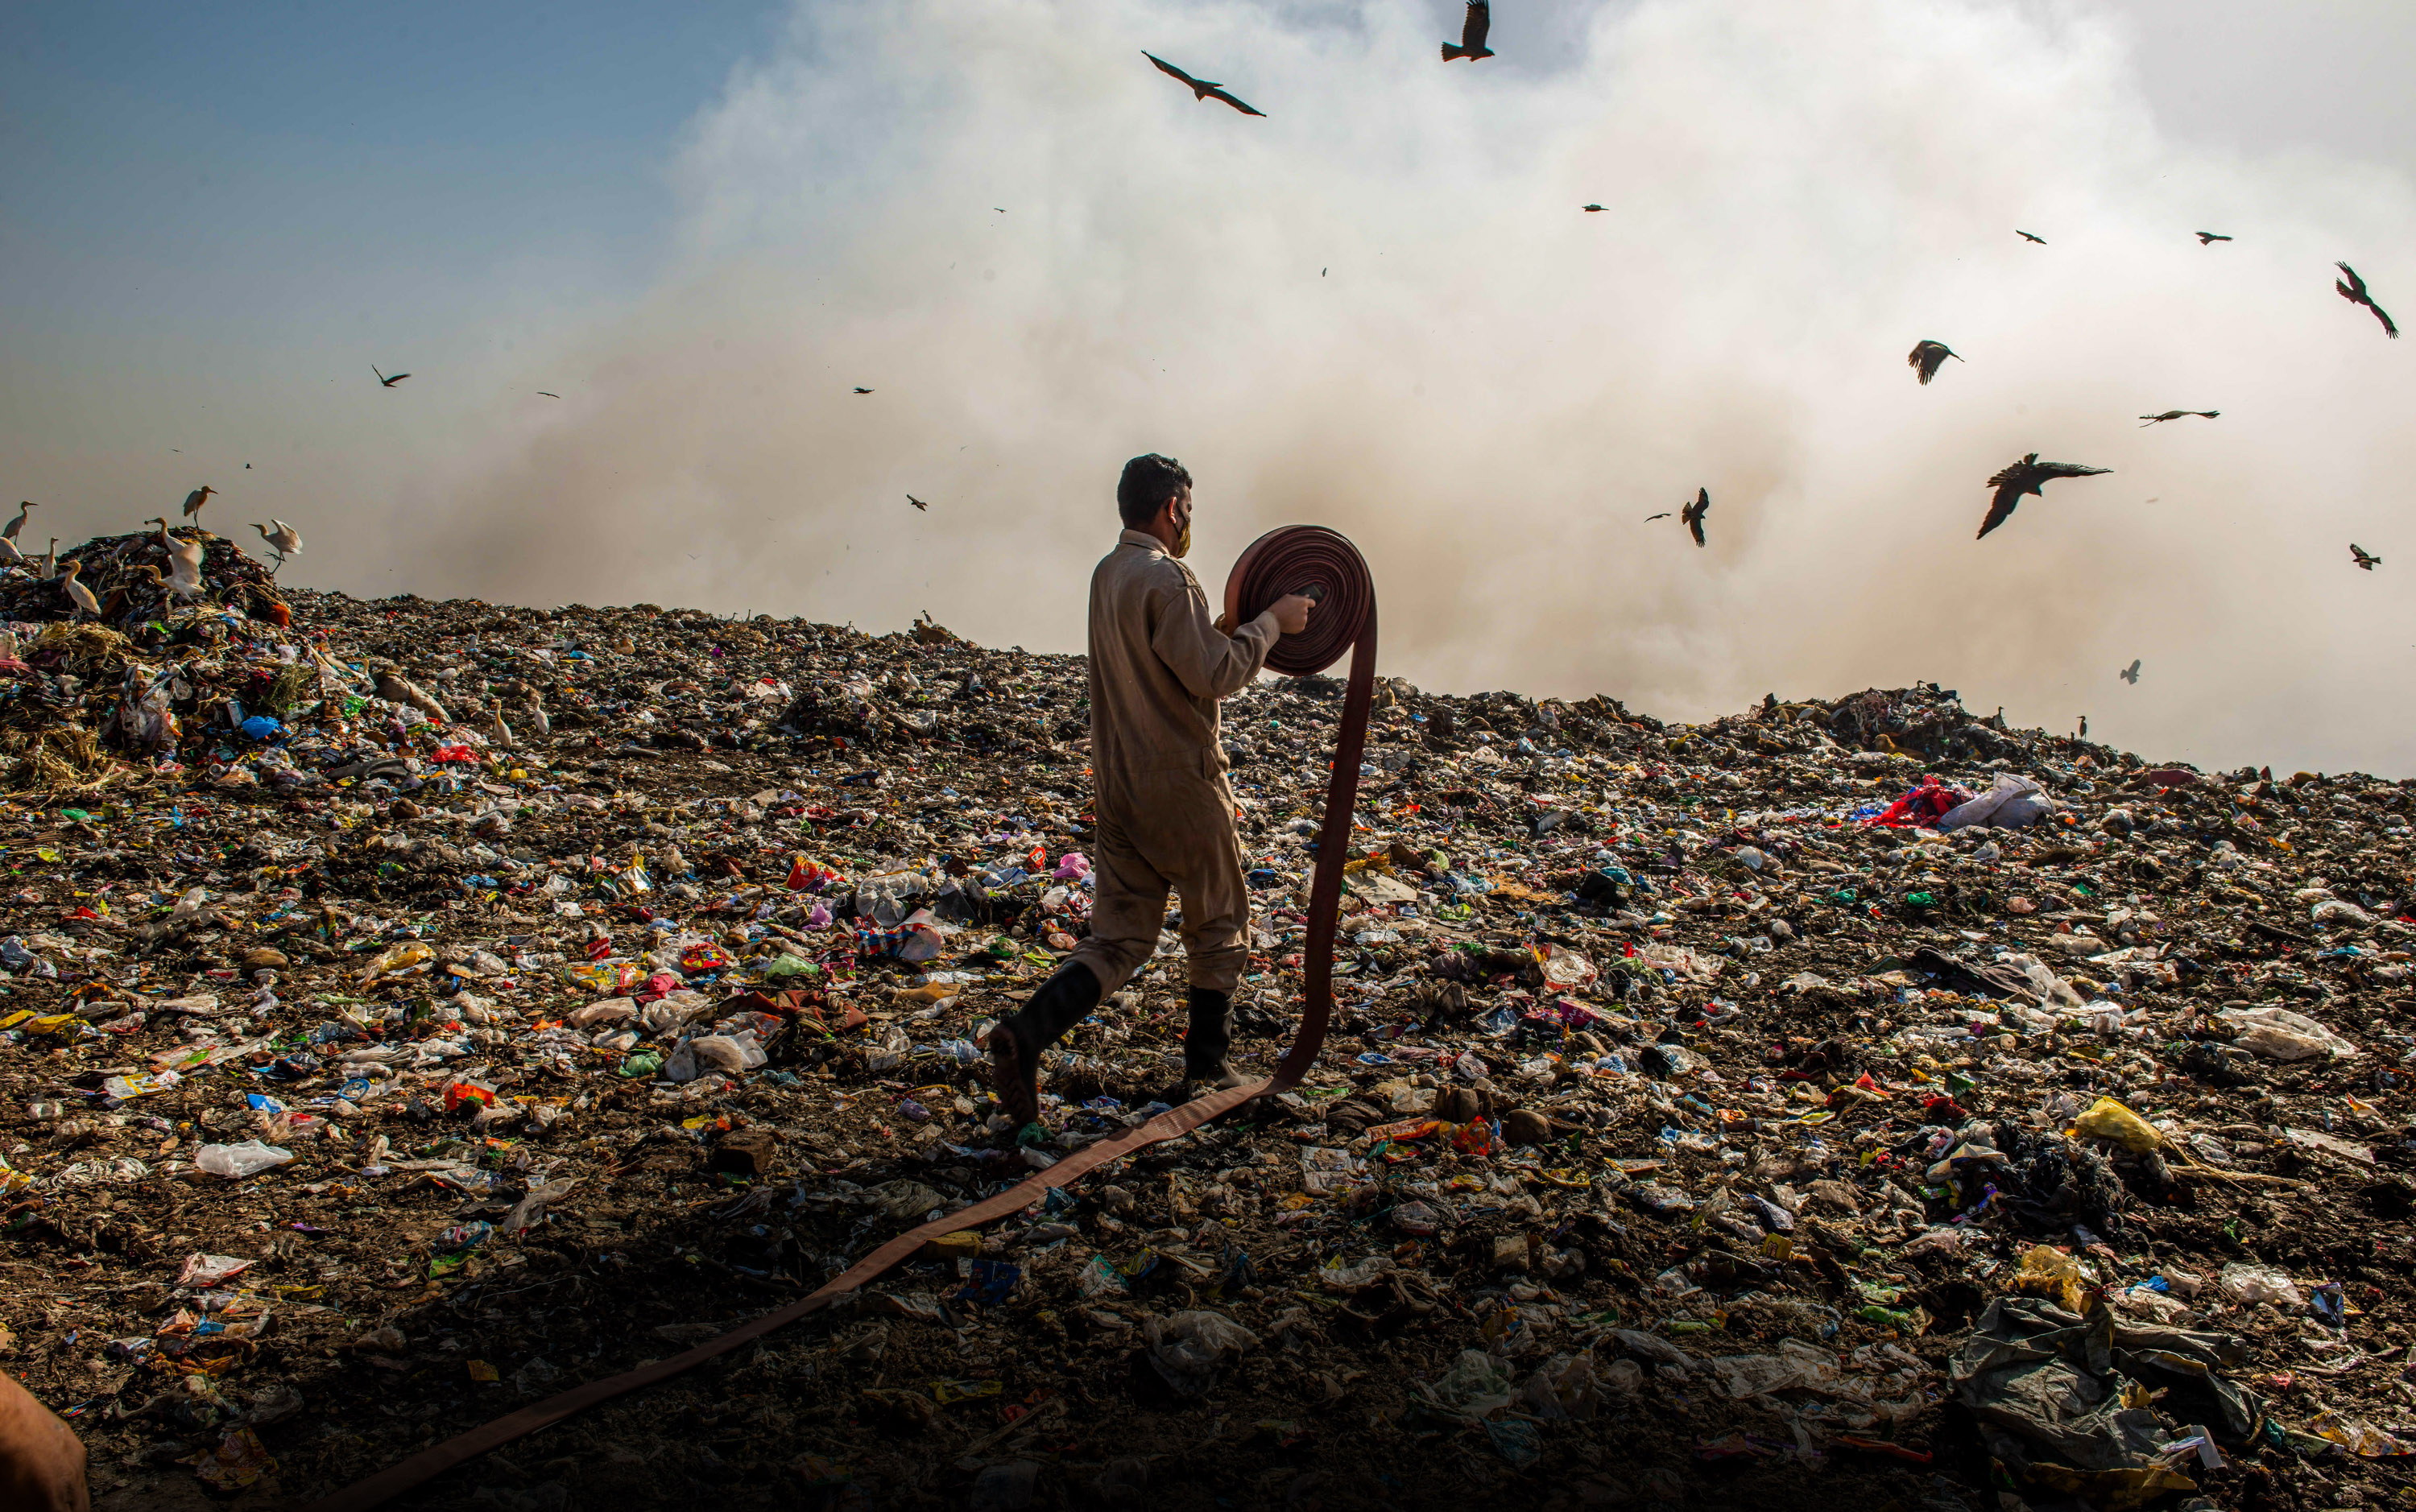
907, 495, 930, 512
1442, 2, 1495, 60
1142, 52, 1266, 116
2118, 659, 2141, 684
2, 502, 31, 542
2352, 543, 2381, 571
1681, 488, 1710, 548
1977, 453, 2112, 539
180, 485, 217, 525
371, 365, 410, 387
251, 519, 302, 568
2016, 229, 2046, 244
2139, 410, 2219, 426
2335, 262, 2398, 338
2196, 231, 2232, 245
537, 391, 560, 399
852, 387, 874, 395
1907, 340, 1963, 385
1582, 204, 1604, 213
1642, 512, 1672, 522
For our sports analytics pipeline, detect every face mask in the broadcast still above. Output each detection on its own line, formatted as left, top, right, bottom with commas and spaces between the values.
1172, 523, 1192, 559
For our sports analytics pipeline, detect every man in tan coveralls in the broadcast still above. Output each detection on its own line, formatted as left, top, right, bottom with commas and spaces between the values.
988, 454, 1313, 1126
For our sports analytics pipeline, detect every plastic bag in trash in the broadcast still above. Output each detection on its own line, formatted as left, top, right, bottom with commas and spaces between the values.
1415, 1349, 1516, 1421
2072, 1097, 2163, 1154
2216, 1262, 2303, 1308
194, 1140, 295, 1179
1938, 773, 2058, 832
2212, 1005, 2360, 1061
1141, 1309, 1258, 1396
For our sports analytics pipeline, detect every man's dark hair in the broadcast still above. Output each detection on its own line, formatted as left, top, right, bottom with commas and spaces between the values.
1117, 453, 1192, 528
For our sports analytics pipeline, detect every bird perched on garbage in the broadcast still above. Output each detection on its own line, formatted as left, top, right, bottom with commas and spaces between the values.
1143, 51, 1266, 115
1908, 340, 1963, 385
371, 364, 410, 387
2, 502, 31, 542
36, 539, 59, 581
907, 495, 930, 512
180, 485, 217, 527
0, 536, 18, 567
1442, 2, 1494, 60
250, 519, 302, 568
58, 559, 98, 619
2119, 659, 2141, 684
2016, 229, 2046, 244
521, 692, 550, 738
2352, 543, 2381, 570
2196, 231, 2232, 245
150, 518, 205, 599
1977, 453, 2112, 539
2139, 410, 2219, 426
2335, 262, 2398, 337
1681, 488, 1710, 547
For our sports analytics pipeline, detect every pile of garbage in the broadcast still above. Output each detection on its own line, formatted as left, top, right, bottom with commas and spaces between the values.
1, 551, 2410, 1511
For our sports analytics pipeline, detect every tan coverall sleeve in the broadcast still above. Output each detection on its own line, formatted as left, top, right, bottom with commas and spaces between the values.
1148, 572, 1280, 700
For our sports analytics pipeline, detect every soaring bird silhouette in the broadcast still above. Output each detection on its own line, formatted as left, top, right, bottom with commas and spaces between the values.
180, 485, 217, 526
371, 365, 410, 387
1143, 52, 1266, 116
907, 495, 930, 512
537, 391, 560, 399
1977, 454, 2112, 539
1582, 204, 1605, 213
2196, 231, 2232, 245
2352, 543, 2382, 571
2, 502, 31, 543
2119, 659, 2141, 685
1442, 2, 1495, 60
1642, 511, 1672, 522
852, 386, 874, 395
58, 560, 99, 619
2335, 262, 2398, 338
1908, 340, 1963, 385
2016, 229, 2046, 244
252, 519, 302, 569
1681, 488, 1710, 547
2139, 410, 2219, 426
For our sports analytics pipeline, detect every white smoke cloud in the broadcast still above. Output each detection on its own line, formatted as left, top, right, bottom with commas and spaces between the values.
409, 0, 2416, 775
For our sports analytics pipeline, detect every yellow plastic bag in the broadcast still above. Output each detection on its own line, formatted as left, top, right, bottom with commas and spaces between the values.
2071, 1097, 2162, 1154
2013, 1244, 2091, 1312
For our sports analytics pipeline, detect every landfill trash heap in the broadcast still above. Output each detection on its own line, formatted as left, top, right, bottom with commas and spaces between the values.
0, 539, 2411, 1511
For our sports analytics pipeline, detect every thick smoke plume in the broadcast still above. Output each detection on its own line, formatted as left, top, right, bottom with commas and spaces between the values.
403, 0, 2416, 775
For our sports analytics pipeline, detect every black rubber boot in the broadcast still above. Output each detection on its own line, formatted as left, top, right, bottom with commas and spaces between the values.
987, 961, 1102, 1128
1171, 987, 1250, 1099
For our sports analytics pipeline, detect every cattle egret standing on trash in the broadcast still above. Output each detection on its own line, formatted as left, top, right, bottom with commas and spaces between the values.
1976, 454, 2112, 539
1442, 2, 1494, 60
180, 485, 217, 527
151, 518, 205, 599
2119, 659, 2141, 684
59, 560, 99, 619
37, 539, 59, 581
1908, 340, 1963, 385
0, 536, 19, 567
2352, 543, 2381, 571
251, 519, 302, 568
2, 502, 31, 542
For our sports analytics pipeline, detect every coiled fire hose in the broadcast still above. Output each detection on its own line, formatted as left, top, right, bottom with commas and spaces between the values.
304, 527, 1375, 1510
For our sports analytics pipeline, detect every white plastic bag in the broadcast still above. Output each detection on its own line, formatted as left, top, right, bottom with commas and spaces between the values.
2215, 1005, 2359, 1060
195, 1140, 294, 1179
1937, 774, 2057, 832
1142, 1310, 1259, 1395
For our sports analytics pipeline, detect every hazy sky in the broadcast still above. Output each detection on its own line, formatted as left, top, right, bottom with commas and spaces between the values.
6, 2, 2415, 775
